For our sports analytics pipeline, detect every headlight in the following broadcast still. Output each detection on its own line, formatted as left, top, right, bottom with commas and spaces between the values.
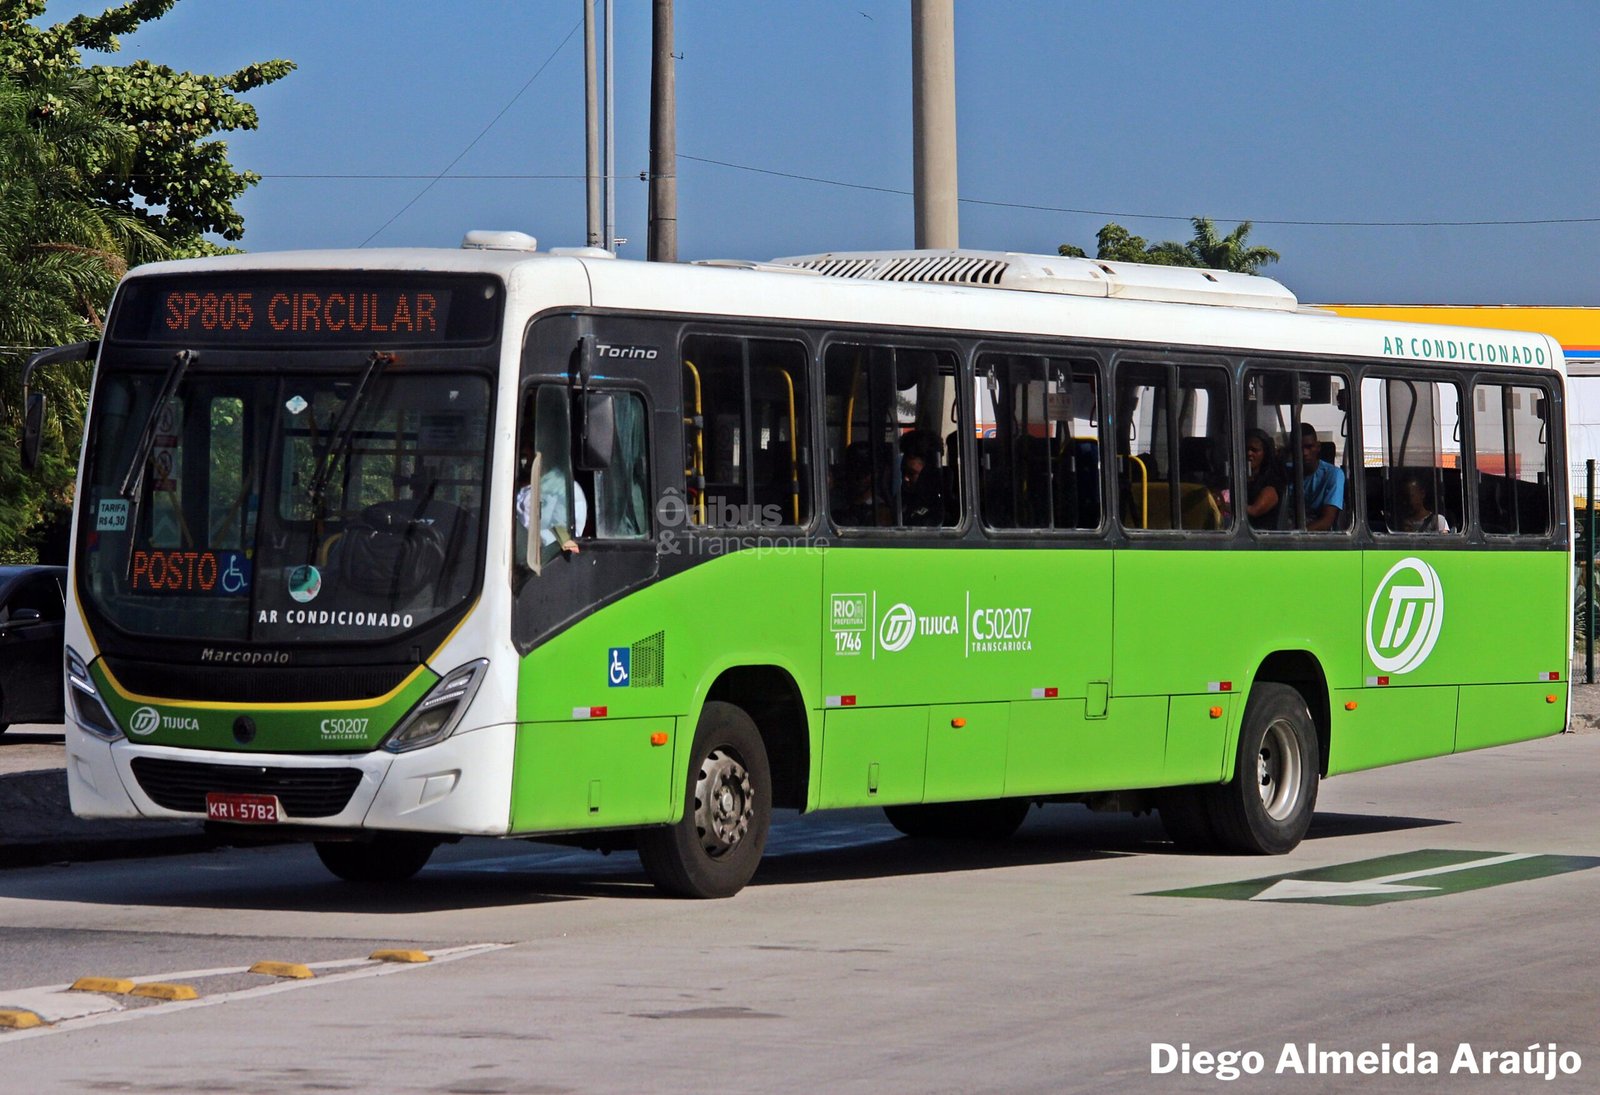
382, 659, 488, 753
66, 646, 124, 742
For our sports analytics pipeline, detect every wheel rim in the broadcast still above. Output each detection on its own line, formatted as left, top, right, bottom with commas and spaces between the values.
1257, 718, 1303, 822
693, 746, 753, 859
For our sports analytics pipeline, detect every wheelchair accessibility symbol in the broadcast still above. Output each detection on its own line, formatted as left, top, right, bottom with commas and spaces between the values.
608, 647, 631, 688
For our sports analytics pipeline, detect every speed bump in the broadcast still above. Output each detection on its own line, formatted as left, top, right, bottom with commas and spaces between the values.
248, 961, 314, 980
369, 949, 430, 964
69, 977, 135, 995
129, 982, 199, 1001
0, 1009, 45, 1029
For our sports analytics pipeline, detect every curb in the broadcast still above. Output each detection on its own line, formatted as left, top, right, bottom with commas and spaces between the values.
0, 769, 213, 870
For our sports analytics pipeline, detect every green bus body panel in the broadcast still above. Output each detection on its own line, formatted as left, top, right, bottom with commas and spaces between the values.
511, 716, 678, 831
513, 548, 824, 833
508, 543, 1566, 833
91, 660, 436, 752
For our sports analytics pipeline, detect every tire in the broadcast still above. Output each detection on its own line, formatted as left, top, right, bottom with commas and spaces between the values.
883, 798, 1031, 841
637, 701, 771, 899
1157, 786, 1222, 852
1207, 683, 1319, 855
314, 833, 438, 882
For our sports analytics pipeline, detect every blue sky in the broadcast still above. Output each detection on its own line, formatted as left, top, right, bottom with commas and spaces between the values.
40, 0, 1600, 305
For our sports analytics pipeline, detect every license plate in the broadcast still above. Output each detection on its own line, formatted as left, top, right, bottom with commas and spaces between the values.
204, 792, 282, 824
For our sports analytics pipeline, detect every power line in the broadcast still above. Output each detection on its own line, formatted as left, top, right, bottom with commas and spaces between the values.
357, 17, 584, 247
677, 153, 1600, 229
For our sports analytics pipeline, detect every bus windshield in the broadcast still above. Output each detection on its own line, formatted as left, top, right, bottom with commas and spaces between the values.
76, 361, 491, 644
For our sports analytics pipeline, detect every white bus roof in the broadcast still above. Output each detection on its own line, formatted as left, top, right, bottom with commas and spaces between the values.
123, 244, 1565, 375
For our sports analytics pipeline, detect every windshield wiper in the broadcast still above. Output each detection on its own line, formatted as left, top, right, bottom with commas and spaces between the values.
306, 350, 395, 530
117, 350, 195, 579
118, 349, 196, 501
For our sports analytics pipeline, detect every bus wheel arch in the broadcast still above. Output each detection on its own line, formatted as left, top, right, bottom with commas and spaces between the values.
703, 664, 810, 811
1251, 650, 1330, 779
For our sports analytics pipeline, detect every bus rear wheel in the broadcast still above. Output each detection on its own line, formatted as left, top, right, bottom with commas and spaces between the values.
637, 701, 771, 899
1207, 683, 1319, 855
883, 799, 1031, 841
314, 833, 438, 883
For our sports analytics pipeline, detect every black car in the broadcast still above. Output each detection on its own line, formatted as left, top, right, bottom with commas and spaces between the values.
0, 565, 67, 733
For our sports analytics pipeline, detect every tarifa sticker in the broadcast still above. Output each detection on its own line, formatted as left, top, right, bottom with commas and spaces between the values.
285, 394, 308, 415
287, 564, 322, 604
1366, 557, 1445, 674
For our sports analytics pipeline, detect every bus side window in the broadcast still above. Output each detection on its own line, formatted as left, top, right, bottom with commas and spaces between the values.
682, 334, 810, 527
825, 343, 961, 530
977, 353, 1101, 532
1245, 367, 1348, 533
1474, 381, 1552, 536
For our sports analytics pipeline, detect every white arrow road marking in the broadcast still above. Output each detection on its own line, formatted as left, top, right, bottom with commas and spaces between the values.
0, 943, 507, 1039
1249, 852, 1539, 901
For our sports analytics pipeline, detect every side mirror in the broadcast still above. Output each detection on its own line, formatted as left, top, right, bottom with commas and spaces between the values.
578, 392, 616, 471
20, 391, 46, 471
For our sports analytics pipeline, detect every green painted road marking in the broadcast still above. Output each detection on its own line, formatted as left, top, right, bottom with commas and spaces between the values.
1150, 849, 1600, 906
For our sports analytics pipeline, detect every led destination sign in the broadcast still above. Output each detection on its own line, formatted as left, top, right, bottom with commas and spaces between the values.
111, 274, 501, 347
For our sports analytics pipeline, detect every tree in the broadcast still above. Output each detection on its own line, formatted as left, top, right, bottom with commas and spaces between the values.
1181, 216, 1280, 275
0, 71, 155, 559
0, 1, 292, 559
1058, 217, 1280, 274
0, 0, 295, 252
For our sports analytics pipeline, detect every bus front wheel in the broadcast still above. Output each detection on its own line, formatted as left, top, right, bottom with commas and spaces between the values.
314, 833, 437, 883
638, 701, 771, 899
1208, 683, 1319, 855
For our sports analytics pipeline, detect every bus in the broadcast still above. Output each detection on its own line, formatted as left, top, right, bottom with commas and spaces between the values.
21, 236, 1571, 898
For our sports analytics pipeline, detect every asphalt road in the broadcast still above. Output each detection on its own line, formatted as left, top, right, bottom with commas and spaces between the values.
2, 719, 1598, 1093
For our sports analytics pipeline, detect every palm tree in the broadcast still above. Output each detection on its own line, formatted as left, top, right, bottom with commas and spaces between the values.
1182, 216, 1280, 274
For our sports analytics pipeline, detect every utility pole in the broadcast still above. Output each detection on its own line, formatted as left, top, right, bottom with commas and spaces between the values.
647, 0, 677, 262
911, 0, 958, 250
604, 0, 616, 252
583, 1, 600, 248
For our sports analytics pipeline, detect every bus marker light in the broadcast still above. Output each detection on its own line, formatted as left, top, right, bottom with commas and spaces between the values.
69, 977, 134, 995
1540, 671, 1561, 681
825, 695, 856, 707
572, 706, 608, 719
650, 732, 668, 746
1208, 706, 1223, 719
1547, 695, 1559, 704
1345, 702, 1358, 711
1366, 676, 1391, 687
130, 983, 198, 1001
1207, 681, 1232, 693
951, 717, 967, 729
1030, 687, 1059, 699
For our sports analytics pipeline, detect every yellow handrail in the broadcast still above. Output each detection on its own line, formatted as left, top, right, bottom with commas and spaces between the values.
682, 358, 705, 525
1127, 454, 1150, 529
765, 366, 801, 524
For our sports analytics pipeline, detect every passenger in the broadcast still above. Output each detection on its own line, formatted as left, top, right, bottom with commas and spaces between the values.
1244, 428, 1284, 530
833, 441, 888, 526
1397, 472, 1449, 533
1287, 423, 1344, 531
516, 450, 586, 557
898, 429, 944, 526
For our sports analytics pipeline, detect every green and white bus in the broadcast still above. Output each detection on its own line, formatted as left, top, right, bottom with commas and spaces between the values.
24, 235, 1571, 897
